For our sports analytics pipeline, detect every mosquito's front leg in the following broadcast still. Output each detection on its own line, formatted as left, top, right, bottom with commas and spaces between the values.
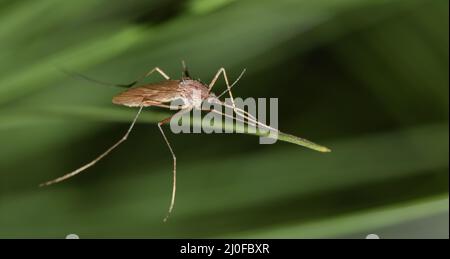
208, 68, 238, 114
157, 108, 192, 222
209, 68, 234, 102
208, 68, 258, 124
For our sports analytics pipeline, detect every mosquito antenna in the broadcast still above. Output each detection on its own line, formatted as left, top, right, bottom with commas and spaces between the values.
217, 68, 246, 98
181, 60, 191, 79
59, 68, 137, 88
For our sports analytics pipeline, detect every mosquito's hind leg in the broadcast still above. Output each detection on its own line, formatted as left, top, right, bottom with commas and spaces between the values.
157, 108, 192, 222
59, 68, 138, 88
39, 106, 144, 187
60, 66, 170, 88
119, 67, 171, 88
139, 67, 171, 81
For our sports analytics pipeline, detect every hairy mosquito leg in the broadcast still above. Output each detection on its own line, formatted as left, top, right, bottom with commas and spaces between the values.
40, 106, 144, 187
158, 108, 192, 222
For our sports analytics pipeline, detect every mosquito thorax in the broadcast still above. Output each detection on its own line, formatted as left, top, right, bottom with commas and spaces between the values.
180, 79, 210, 108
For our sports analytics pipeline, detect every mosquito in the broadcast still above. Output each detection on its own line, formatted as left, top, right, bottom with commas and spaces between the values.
40, 61, 329, 222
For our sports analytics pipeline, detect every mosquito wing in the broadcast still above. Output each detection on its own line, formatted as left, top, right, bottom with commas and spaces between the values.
112, 80, 184, 107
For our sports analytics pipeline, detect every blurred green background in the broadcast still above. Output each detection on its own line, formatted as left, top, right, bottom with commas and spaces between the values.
0, 0, 448, 238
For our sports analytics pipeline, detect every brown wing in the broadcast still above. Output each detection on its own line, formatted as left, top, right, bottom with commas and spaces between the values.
112, 80, 183, 107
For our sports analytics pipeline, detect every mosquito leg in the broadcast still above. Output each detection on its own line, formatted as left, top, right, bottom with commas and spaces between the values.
126, 67, 171, 87
142, 67, 170, 80
216, 68, 246, 99
39, 106, 144, 187
59, 68, 138, 88
208, 69, 277, 136
209, 104, 281, 134
158, 108, 192, 222
209, 68, 241, 127
208, 68, 252, 119
60, 66, 170, 88
217, 101, 278, 134
208, 68, 261, 129
209, 109, 257, 129
217, 100, 258, 122
128, 67, 171, 87
112, 67, 171, 88
158, 123, 176, 223
208, 68, 236, 110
